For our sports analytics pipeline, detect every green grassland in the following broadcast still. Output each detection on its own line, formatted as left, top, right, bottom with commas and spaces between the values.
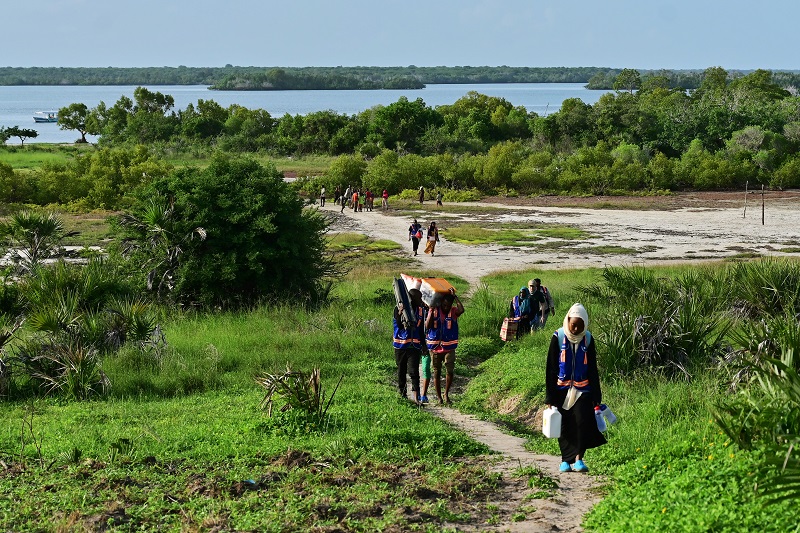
0, 246, 797, 530
0, 145, 93, 170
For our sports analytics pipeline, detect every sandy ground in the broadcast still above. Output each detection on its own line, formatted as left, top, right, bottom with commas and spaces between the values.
321, 191, 800, 289
322, 192, 799, 531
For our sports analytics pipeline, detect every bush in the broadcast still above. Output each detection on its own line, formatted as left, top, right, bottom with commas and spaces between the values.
123, 153, 334, 308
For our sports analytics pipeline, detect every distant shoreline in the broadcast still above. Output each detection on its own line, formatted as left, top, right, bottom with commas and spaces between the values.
3, 66, 799, 91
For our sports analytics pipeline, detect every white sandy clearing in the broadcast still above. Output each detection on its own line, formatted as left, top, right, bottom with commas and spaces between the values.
322, 199, 800, 290
322, 197, 798, 531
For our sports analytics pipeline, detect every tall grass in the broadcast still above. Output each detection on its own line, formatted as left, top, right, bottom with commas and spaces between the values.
461, 259, 800, 531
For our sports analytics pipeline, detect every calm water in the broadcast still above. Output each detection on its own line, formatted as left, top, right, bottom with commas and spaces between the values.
0, 83, 607, 144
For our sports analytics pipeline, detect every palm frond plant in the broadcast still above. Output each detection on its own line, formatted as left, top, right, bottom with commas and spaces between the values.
0, 210, 78, 273
116, 198, 206, 298
716, 316, 800, 505
256, 364, 342, 422
17, 339, 110, 400
584, 265, 732, 378
103, 296, 159, 350
729, 259, 800, 318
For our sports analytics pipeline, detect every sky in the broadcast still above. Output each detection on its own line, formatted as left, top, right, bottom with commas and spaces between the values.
2, 0, 798, 71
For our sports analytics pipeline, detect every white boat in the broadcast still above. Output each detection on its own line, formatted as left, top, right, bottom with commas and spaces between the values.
33, 111, 58, 123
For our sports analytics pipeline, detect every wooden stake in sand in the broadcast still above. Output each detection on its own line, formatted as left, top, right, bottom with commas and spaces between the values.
743, 181, 748, 218
762, 185, 765, 225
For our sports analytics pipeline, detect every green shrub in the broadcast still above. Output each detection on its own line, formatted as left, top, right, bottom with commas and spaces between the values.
122, 153, 334, 308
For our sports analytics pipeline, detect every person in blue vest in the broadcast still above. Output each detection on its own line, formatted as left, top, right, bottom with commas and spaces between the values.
509, 286, 533, 337
425, 289, 464, 406
393, 288, 427, 403
544, 303, 606, 473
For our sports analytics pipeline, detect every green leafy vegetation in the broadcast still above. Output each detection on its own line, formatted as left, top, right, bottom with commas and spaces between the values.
5, 66, 800, 209
117, 154, 333, 308
459, 260, 800, 531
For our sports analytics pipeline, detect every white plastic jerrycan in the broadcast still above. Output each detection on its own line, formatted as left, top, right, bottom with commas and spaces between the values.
594, 406, 607, 432
600, 404, 617, 425
542, 406, 562, 438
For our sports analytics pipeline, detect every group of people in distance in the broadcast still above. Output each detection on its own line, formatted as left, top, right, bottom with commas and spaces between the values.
407, 219, 439, 256
509, 278, 555, 338
335, 185, 378, 212
417, 186, 445, 207
393, 286, 464, 406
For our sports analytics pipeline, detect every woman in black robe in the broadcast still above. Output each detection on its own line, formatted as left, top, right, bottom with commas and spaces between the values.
545, 303, 606, 473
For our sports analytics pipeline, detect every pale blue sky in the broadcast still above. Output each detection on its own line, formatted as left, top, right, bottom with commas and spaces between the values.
3, 0, 798, 70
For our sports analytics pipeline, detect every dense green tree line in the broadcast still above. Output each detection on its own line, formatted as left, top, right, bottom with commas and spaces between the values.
0, 65, 609, 86
586, 68, 800, 91
3, 65, 799, 90
209, 68, 424, 90
2, 66, 796, 209
51, 68, 798, 191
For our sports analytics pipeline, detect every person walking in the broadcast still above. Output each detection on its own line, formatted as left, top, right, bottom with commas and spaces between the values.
509, 287, 533, 338
424, 221, 439, 256
527, 280, 548, 330
408, 219, 423, 256
529, 278, 556, 327
334, 185, 341, 206
425, 289, 464, 405
341, 185, 351, 213
319, 186, 326, 207
393, 288, 427, 403
545, 303, 606, 473
418, 186, 425, 204
382, 189, 389, 210
436, 190, 443, 207
352, 189, 360, 212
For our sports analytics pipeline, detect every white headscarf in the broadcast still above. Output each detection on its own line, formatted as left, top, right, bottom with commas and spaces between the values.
562, 303, 589, 344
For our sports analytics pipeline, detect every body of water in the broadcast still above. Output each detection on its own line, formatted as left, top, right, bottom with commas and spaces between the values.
0, 83, 608, 144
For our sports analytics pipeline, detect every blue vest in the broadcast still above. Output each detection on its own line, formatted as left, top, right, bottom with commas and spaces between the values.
427, 307, 459, 351
511, 296, 522, 318
555, 328, 593, 391
393, 305, 425, 350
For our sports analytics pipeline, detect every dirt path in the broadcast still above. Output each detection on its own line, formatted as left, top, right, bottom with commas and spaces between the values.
426, 402, 604, 532
322, 195, 798, 531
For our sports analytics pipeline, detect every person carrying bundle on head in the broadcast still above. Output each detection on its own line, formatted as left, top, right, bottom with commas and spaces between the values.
425, 289, 464, 406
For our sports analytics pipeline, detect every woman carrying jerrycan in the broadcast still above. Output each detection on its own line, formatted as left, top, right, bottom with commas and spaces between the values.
543, 303, 608, 473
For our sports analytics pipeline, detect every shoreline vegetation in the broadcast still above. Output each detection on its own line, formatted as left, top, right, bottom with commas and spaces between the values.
2, 65, 800, 90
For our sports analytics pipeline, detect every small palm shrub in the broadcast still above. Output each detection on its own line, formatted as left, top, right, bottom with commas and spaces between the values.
21, 258, 135, 313
716, 344, 800, 503
581, 266, 731, 377
0, 210, 78, 273
16, 339, 110, 400
256, 365, 342, 423
19, 259, 157, 354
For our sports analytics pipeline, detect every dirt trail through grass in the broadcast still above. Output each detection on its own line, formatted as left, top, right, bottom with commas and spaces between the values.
427, 402, 604, 532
